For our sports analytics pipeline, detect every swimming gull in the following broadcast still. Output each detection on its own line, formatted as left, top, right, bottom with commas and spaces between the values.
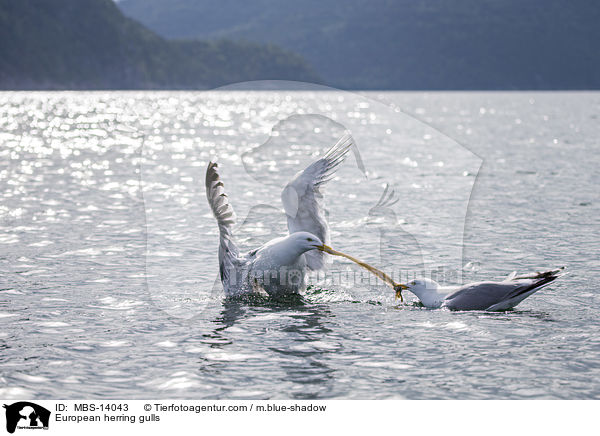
205, 133, 353, 296
404, 268, 565, 311
327, 251, 564, 310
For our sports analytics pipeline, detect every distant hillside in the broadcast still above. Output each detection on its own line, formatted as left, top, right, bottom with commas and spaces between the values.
118, 0, 600, 89
0, 0, 318, 89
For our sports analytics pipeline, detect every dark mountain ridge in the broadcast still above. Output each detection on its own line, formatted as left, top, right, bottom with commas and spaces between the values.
0, 0, 318, 89
118, 0, 600, 89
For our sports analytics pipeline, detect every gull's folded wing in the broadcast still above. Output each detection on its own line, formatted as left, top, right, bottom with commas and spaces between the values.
445, 269, 562, 311
444, 281, 524, 311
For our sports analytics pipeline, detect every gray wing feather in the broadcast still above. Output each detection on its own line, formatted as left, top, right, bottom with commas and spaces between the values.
444, 269, 563, 310
281, 133, 353, 270
206, 162, 240, 288
444, 281, 524, 310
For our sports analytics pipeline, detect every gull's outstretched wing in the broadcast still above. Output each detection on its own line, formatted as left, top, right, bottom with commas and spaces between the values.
281, 133, 353, 270
444, 268, 563, 311
206, 162, 240, 290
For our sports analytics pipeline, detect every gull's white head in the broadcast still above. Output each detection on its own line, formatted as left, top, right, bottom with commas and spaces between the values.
406, 278, 439, 298
288, 231, 328, 253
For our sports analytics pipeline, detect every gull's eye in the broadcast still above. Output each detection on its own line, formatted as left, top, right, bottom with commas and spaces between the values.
307, 238, 313, 242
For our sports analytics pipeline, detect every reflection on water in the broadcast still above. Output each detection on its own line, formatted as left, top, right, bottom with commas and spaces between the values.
207, 298, 338, 398
1, 91, 599, 399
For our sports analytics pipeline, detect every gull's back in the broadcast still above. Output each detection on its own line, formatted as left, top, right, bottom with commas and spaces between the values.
443, 281, 525, 311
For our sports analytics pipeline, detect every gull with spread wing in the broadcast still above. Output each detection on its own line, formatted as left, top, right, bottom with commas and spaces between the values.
205, 134, 353, 296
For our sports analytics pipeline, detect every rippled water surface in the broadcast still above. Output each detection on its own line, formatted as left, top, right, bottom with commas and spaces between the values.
1, 90, 599, 399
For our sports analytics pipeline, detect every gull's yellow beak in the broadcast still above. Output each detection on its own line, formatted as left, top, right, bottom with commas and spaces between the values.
316, 244, 336, 254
